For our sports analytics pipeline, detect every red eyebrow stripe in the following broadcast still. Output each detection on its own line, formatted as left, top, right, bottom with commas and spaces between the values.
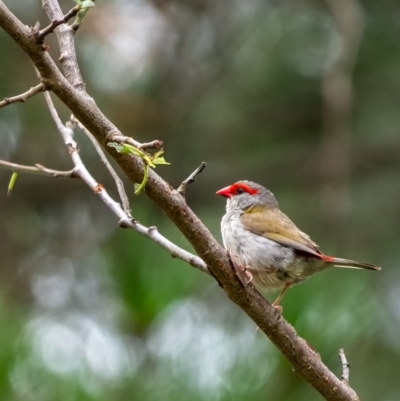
231, 183, 258, 195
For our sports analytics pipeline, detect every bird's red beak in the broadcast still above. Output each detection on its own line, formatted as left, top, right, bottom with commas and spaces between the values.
216, 186, 232, 198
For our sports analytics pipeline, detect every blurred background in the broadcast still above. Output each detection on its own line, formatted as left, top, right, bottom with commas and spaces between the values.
0, 0, 399, 400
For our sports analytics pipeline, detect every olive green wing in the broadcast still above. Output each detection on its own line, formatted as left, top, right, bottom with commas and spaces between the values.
241, 206, 322, 257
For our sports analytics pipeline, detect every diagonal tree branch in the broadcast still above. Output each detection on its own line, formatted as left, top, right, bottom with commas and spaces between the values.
0, 2, 360, 400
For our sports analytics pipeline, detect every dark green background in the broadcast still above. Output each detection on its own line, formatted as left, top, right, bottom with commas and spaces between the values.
0, 0, 399, 400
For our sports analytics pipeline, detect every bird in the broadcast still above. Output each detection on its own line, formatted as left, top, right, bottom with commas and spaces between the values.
216, 180, 381, 310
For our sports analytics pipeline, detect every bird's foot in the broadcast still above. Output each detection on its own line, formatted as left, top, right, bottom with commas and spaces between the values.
243, 266, 253, 285
227, 251, 253, 287
270, 283, 291, 314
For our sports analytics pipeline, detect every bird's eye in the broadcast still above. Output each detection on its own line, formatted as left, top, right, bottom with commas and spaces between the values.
236, 188, 245, 194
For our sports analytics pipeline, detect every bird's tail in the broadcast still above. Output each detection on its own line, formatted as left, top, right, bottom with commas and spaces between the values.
330, 257, 381, 271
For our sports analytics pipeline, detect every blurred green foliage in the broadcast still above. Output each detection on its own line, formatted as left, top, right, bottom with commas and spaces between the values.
1, 0, 400, 400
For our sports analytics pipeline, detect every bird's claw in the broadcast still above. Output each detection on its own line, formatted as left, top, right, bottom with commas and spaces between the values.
227, 251, 253, 287
243, 266, 253, 285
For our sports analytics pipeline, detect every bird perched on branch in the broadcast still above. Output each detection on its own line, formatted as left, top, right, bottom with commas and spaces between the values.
216, 180, 381, 311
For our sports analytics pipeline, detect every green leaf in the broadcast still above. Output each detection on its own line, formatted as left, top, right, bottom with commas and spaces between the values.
152, 156, 170, 165
7, 172, 18, 196
134, 164, 149, 195
152, 149, 165, 159
150, 148, 170, 166
107, 142, 124, 152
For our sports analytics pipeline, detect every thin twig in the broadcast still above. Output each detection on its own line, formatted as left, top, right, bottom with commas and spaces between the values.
177, 162, 207, 196
72, 116, 132, 218
339, 348, 350, 384
139, 140, 164, 150
35, 6, 80, 43
107, 134, 142, 149
0, 83, 46, 108
0, 159, 75, 178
